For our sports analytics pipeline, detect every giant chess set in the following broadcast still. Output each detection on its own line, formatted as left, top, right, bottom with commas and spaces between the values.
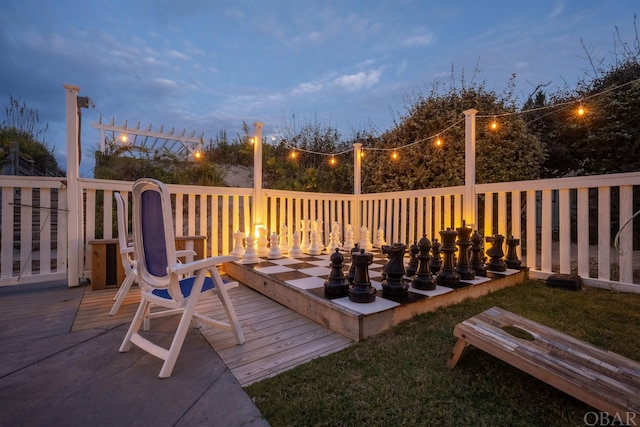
224, 220, 527, 341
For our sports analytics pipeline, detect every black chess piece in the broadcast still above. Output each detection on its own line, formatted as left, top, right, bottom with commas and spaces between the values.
346, 243, 360, 285
412, 234, 436, 290
505, 235, 522, 270
485, 234, 507, 272
455, 221, 475, 280
436, 228, 460, 287
324, 248, 349, 298
382, 243, 409, 298
430, 239, 442, 274
470, 230, 487, 277
348, 249, 376, 303
405, 241, 419, 278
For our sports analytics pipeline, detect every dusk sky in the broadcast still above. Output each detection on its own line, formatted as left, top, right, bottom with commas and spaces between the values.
0, 0, 637, 176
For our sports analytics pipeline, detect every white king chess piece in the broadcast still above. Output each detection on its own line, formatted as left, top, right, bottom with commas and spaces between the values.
256, 226, 269, 257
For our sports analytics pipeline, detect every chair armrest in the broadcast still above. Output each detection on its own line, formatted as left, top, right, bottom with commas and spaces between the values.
176, 250, 197, 258
171, 255, 238, 276
120, 246, 134, 255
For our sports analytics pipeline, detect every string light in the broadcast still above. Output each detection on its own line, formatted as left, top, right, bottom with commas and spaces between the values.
392, 150, 399, 160
330, 156, 337, 166
435, 136, 442, 147
577, 105, 586, 116
120, 133, 128, 143
490, 118, 498, 130
193, 150, 202, 160
290, 150, 297, 159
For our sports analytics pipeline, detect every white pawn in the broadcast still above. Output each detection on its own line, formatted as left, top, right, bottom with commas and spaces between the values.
375, 227, 387, 248
360, 226, 373, 251
242, 234, 259, 263
307, 229, 322, 255
280, 223, 289, 254
267, 232, 283, 259
230, 230, 245, 258
328, 221, 341, 251
343, 224, 355, 250
256, 226, 269, 257
288, 230, 303, 258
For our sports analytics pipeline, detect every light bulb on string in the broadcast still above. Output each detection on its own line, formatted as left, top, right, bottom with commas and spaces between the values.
329, 155, 337, 166
435, 136, 442, 147
490, 118, 498, 131
119, 133, 128, 143
391, 150, 399, 160
290, 150, 297, 160
193, 150, 202, 161
577, 105, 586, 116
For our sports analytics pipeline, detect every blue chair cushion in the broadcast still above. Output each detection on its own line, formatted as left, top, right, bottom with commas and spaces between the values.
151, 275, 215, 300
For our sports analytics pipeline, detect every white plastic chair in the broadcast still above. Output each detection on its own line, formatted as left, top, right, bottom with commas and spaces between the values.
109, 192, 136, 315
119, 178, 245, 378
109, 191, 196, 317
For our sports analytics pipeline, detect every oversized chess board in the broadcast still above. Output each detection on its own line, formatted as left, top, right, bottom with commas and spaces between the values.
224, 248, 526, 342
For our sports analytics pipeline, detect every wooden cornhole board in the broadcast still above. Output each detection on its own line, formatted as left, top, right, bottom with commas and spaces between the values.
447, 306, 640, 418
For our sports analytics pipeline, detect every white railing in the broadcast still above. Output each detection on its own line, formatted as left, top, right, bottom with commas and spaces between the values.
1, 172, 639, 292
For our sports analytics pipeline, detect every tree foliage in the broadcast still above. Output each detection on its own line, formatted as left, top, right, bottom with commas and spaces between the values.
362, 80, 544, 193
526, 15, 640, 177
0, 96, 64, 176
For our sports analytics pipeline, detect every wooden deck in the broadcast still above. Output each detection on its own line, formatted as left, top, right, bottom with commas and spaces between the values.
72, 283, 353, 386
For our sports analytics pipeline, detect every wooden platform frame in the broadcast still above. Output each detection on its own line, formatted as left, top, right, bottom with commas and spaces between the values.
447, 306, 640, 418
224, 261, 527, 342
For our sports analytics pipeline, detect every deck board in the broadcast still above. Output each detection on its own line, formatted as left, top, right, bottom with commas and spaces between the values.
72, 283, 353, 386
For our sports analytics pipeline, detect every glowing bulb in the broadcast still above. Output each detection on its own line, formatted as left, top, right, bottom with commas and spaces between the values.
392, 150, 398, 160
577, 106, 585, 116
120, 134, 128, 143
359, 150, 365, 158
330, 156, 336, 165
290, 151, 297, 159
435, 137, 442, 147
491, 121, 498, 130
194, 150, 202, 160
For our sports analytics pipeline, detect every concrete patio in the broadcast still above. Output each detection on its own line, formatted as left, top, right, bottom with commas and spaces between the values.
0, 280, 270, 427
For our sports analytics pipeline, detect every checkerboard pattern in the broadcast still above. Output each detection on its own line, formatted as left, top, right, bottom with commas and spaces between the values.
234, 249, 515, 316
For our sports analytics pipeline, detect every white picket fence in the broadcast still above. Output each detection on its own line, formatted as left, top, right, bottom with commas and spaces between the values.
1, 172, 639, 292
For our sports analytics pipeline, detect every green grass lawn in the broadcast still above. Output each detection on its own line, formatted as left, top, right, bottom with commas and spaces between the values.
245, 279, 640, 426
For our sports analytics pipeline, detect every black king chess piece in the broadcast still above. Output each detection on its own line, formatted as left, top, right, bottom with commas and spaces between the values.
455, 221, 475, 280
324, 248, 349, 298
405, 241, 419, 278
485, 234, 507, 272
505, 235, 522, 270
436, 228, 460, 287
470, 230, 487, 277
430, 238, 442, 274
348, 249, 376, 303
412, 234, 436, 290
381, 243, 409, 298
346, 243, 360, 285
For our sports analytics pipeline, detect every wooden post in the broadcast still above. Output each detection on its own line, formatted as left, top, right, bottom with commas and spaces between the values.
464, 109, 477, 229
252, 122, 264, 233
64, 84, 83, 287
353, 143, 362, 240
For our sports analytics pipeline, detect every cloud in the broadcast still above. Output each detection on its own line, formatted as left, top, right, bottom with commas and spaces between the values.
403, 31, 435, 47
333, 69, 382, 91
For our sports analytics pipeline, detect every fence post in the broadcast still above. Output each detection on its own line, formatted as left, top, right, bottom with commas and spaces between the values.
252, 122, 264, 235
64, 84, 83, 287
464, 109, 477, 229
353, 142, 362, 240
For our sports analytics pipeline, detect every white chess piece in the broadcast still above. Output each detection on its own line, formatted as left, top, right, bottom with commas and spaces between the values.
314, 220, 325, 252
343, 224, 355, 250
256, 226, 269, 257
375, 227, 387, 248
328, 221, 341, 251
307, 229, 322, 255
360, 226, 373, 251
267, 232, 283, 259
230, 230, 245, 258
242, 234, 259, 263
288, 230, 303, 257
300, 219, 310, 253
280, 223, 289, 254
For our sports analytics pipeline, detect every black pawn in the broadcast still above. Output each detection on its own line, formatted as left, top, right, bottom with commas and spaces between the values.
405, 241, 419, 278
436, 228, 460, 287
324, 248, 349, 298
430, 239, 442, 274
470, 230, 487, 277
505, 236, 522, 270
485, 234, 507, 272
412, 235, 436, 290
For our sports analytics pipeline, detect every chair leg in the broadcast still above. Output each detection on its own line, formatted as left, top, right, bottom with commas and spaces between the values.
109, 271, 136, 315
158, 298, 199, 378
213, 273, 245, 345
119, 298, 151, 352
